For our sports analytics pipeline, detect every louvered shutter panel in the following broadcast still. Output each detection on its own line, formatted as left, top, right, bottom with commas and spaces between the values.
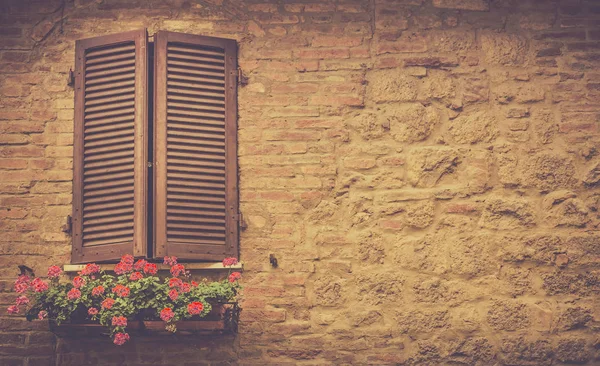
154, 31, 238, 261
72, 29, 148, 263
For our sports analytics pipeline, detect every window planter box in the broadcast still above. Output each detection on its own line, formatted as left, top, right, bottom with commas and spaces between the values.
49, 302, 239, 337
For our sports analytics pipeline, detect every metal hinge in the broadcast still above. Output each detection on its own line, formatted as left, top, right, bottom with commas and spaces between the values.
237, 67, 248, 87
62, 215, 72, 235
235, 212, 248, 230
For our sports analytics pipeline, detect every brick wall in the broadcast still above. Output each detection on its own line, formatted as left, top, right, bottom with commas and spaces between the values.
1, 0, 600, 365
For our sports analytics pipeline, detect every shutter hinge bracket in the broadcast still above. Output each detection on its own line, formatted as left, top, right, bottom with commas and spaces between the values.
62, 215, 72, 235
235, 212, 248, 230
67, 69, 75, 87
237, 67, 248, 87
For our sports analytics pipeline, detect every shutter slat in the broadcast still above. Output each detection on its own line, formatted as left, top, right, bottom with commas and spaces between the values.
168, 66, 225, 79
85, 58, 135, 73
167, 59, 225, 72
167, 158, 224, 168
168, 44, 225, 58
85, 79, 135, 93
167, 214, 225, 225
167, 115, 225, 126
167, 208, 226, 218
85, 93, 135, 107
168, 79, 225, 92
167, 94, 225, 106
167, 52, 225, 65
86, 51, 135, 66
86, 43, 135, 58
84, 207, 134, 219
84, 215, 134, 226
167, 87, 225, 99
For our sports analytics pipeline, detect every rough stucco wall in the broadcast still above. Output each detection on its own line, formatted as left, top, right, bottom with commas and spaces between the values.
0, 0, 600, 364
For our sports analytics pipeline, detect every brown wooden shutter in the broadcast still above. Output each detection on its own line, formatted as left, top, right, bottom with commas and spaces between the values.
153, 31, 238, 261
72, 29, 148, 263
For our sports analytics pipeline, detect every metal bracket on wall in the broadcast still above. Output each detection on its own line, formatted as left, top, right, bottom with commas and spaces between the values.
62, 215, 72, 235
67, 69, 75, 87
237, 67, 248, 87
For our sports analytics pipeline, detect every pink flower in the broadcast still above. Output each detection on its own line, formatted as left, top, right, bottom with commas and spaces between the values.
38, 310, 47, 320
67, 288, 81, 300
72, 276, 85, 289
129, 272, 143, 281
7, 305, 19, 314
113, 332, 130, 346
222, 257, 238, 267
81, 263, 100, 276
168, 278, 183, 289
15, 296, 29, 306
170, 264, 185, 277
143, 262, 158, 275
134, 259, 147, 271
14, 282, 28, 294
160, 307, 174, 322
187, 301, 203, 315
168, 289, 178, 301
114, 262, 132, 275
31, 278, 48, 293
111, 316, 127, 327
163, 256, 177, 266
14, 275, 30, 293
228, 272, 242, 283
92, 285, 104, 297
47, 265, 62, 278
121, 254, 134, 265
88, 307, 98, 316
102, 298, 115, 310
112, 284, 130, 298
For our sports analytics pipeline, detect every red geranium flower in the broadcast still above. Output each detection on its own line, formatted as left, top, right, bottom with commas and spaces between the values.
143, 262, 158, 275
38, 310, 47, 320
168, 278, 183, 289
170, 264, 185, 277
181, 282, 191, 293
129, 272, 143, 281
31, 278, 48, 293
134, 259, 147, 271
111, 316, 127, 327
92, 285, 105, 296
15, 296, 29, 306
228, 272, 242, 283
114, 262, 132, 275
101, 298, 115, 309
14, 282, 28, 294
191, 281, 199, 287
187, 301, 203, 315
81, 263, 100, 275
112, 284, 130, 298
7, 305, 19, 314
113, 332, 130, 346
121, 254, 134, 265
160, 307, 174, 322
47, 265, 62, 278
168, 289, 178, 301
67, 288, 81, 300
222, 257, 238, 267
163, 256, 177, 266
72, 276, 85, 289
88, 307, 98, 316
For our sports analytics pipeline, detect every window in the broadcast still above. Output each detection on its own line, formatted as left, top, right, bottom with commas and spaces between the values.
71, 29, 239, 264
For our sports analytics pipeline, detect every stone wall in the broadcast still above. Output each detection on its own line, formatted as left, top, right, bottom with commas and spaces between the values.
1, 0, 600, 364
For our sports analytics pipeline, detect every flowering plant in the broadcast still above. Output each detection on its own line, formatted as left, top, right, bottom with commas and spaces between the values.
7, 256, 242, 345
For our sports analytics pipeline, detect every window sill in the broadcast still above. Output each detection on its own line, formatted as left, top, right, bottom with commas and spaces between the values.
62, 262, 243, 273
